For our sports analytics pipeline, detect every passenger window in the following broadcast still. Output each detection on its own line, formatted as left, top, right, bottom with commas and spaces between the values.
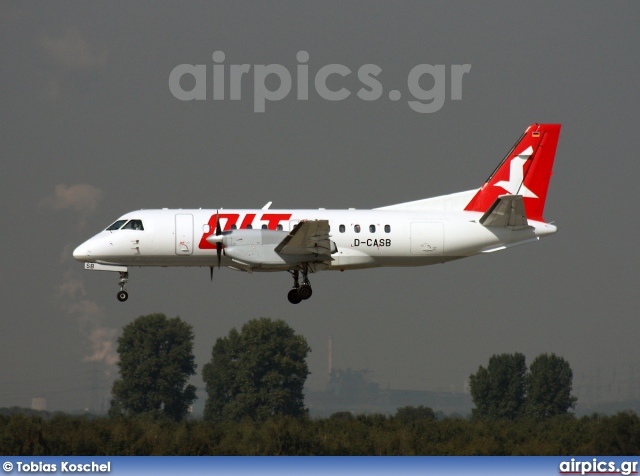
354, 225, 361, 233
231, 224, 237, 230
262, 224, 268, 229
122, 219, 144, 231
385, 225, 391, 233
246, 224, 252, 229
277, 224, 283, 231
369, 225, 376, 233
339, 224, 345, 233
106, 219, 127, 231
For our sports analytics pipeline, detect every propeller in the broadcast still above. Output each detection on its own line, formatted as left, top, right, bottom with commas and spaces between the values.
215, 210, 222, 268
208, 211, 223, 281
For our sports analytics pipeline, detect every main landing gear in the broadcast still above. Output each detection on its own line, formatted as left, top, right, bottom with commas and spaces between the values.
117, 271, 129, 302
287, 265, 313, 304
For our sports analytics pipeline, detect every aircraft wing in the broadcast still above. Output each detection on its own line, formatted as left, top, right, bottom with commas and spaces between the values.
274, 220, 333, 261
479, 195, 530, 230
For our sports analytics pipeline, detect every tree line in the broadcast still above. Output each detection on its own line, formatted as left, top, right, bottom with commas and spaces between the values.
2, 410, 640, 455
3, 312, 637, 455
108, 313, 579, 424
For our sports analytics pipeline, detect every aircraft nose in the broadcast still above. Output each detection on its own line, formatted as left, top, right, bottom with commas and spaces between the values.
73, 244, 90, 262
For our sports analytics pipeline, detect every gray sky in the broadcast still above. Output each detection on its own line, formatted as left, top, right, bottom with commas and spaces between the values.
2, 1, 639, 413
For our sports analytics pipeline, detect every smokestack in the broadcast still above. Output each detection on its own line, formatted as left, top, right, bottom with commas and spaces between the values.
328, 336, 333, 377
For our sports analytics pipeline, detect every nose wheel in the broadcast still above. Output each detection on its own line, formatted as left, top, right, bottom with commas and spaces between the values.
117, 271, 129, 302
287, 266, 313, 304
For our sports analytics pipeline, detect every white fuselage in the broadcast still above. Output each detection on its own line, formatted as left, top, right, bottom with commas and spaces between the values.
72, 124, 561, 303
73, 207, 557, 271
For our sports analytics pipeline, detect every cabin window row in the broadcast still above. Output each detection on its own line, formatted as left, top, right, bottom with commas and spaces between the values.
338, 224, 391, 234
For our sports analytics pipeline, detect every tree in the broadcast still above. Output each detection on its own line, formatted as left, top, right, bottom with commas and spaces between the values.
110, 313, 197, 421
203, 318, 310, 422
525, 353, 577, 418
469, 353, 527, 420
394, 405, 436, 423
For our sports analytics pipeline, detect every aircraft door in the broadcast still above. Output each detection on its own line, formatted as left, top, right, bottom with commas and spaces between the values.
410, 222, 443, 255
175, 214, 194, 255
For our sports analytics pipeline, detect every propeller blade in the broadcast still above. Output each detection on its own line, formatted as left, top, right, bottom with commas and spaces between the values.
216, 210, 222, 236
209, 266, 213, 281
216, 210, 222, 268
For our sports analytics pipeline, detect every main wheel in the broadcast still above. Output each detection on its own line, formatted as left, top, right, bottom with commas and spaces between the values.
117, 291, 129, 302
298, 284, 312, 300
288, 288, 302, 304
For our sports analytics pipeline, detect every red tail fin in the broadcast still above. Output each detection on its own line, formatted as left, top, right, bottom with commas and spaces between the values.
464, 123, 561, 222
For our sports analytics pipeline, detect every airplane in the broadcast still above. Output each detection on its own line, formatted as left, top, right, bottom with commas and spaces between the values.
73, 123, 561, 304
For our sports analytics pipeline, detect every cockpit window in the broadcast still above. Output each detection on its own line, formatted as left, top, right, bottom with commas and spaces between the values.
121, 219, 144, 231
106, 220, 127, 231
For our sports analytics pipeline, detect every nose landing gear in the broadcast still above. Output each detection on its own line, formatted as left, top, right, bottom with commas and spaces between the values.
81, 263, 130, 302
117, 271, 129, 302
287, 265, 313, 304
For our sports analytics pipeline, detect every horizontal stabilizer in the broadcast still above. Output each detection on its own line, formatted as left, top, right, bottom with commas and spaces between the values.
274, 220, 334, 261
479, 195, 530, 230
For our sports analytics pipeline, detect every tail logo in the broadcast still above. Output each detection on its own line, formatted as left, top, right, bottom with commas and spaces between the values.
494, 146, 538, 198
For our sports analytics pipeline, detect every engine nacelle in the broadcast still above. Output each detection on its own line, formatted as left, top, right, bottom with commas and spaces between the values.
206, 229, 336, 268
221, 229, 288, 267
